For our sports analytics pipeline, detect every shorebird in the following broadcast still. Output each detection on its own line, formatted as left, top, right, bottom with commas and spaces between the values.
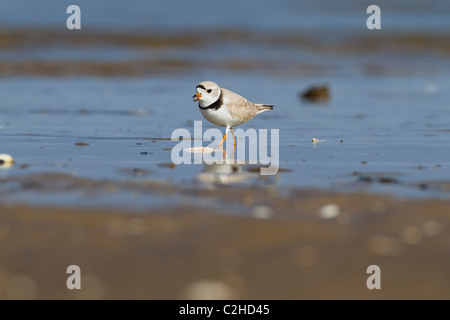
193, 81, 274, 148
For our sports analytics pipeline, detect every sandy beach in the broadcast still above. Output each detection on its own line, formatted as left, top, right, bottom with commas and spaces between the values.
1, 181, 450, 299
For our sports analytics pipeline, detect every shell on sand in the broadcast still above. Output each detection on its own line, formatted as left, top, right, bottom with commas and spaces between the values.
0, 153, 14, 169
0, 153, 14, 164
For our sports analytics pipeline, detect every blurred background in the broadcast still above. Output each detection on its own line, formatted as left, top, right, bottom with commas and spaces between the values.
0, 0, 450, 300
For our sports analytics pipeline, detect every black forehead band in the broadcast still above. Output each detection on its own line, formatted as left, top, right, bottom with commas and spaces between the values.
196, 84, 206, 90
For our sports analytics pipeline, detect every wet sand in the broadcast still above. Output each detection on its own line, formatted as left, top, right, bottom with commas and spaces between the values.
1, 187, 449, 300
2, 29, 450, 76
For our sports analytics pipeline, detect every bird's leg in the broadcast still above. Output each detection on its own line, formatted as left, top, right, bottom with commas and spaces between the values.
231, 128, 236, 152
217, 127, 229, 147
217, 133, 227, 147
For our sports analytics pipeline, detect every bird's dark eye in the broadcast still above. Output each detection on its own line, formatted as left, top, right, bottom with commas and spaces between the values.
207, 89, 212, 93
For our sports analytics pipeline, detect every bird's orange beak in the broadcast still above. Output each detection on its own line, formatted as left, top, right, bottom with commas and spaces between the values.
193, 92, 202, 102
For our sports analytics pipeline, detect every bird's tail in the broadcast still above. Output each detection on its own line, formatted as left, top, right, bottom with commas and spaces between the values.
255, 104, 275, 112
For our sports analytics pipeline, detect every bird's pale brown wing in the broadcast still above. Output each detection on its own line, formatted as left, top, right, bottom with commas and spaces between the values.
221, 88, 262, 122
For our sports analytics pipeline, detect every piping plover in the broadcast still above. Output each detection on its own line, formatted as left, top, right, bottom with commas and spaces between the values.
193, 81, 274, 147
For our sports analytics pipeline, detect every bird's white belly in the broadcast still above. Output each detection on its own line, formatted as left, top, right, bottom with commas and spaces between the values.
200, 105, 243, 128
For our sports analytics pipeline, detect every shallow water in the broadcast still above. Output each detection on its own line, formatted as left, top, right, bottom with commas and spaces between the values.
1, 0, 450, 209
2, 71, 449, 206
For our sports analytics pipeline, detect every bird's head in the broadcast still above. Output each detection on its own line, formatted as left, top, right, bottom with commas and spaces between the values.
193, 81, 221, 107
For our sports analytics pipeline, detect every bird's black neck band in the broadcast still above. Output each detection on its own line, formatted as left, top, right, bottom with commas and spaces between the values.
198, 91, 223, 110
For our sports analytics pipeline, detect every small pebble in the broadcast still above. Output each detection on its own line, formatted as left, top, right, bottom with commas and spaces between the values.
251, 205, 273, 219
418, 183, 428, 190
318, 204, 340, 219
158, 162, 176, 169
358, 176, 373, 183
74, 142, 89, 146
301, 85, 330, 103
378, 177, 399, 184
